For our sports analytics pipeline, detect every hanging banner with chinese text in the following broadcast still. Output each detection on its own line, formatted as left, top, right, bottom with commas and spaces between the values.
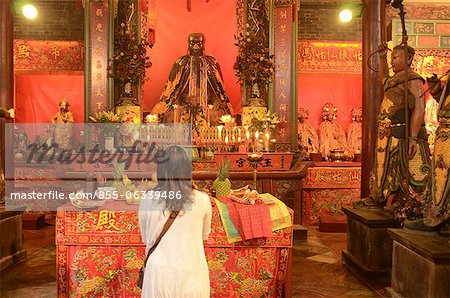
274, 4, 294, 145
88, 0, 110, 114
297, 40, 449, 77
13, 40, 84, 71
297, 41, 362, 74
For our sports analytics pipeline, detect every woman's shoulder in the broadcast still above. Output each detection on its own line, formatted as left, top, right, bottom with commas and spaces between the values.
193, 189, 209, 200
193, 190, 212, 206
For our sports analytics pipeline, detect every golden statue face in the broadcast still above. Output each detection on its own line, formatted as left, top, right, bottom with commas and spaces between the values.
188, 34, 205, 56
59, 100, 69, 110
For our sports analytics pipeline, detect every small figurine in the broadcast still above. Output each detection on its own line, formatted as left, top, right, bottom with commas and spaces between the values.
347, 107, 362, 155
318, 103, 348, 160
297, 108, 319, 157
15, 129, 29, 153
51, 99, 74, 150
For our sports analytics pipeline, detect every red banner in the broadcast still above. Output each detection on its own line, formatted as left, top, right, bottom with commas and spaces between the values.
298, 41, 362, 74
274, 5, 294, 144
13, 40, 84, 71
88, 1, 110, 115
297, 40, 450, 77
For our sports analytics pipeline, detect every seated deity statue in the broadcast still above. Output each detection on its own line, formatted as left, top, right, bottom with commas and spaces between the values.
51, 99, 74, 150
362, 44, 431, 216
404, 73, 449, 232
297, 108, 319, 156
151, 33, 234, 126
318, 103, 348, 160
347, 107, 362, 155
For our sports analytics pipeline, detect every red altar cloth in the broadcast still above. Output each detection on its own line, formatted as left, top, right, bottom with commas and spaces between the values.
56, 200, 292, 297
302, 163, 361, 225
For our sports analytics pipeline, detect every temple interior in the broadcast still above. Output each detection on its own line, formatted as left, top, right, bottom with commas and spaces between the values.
0, 0, 449, 297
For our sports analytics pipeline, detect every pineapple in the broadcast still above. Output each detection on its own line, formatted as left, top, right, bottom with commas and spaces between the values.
212, 159, 231, 198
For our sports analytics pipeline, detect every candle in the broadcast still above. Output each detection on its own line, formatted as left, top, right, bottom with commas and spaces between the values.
254, 131, 259, 152
264, 132, 270, 152
207, 104, 213, 127
225, 135, 229, 152
173, 104, 179, 123
217, 125, 223, 140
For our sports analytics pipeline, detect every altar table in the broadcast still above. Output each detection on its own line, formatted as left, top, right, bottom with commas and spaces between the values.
302, 162, 361, 225
56, 200, 293, 297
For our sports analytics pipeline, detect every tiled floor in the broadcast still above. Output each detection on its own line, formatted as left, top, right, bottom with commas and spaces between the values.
0, 226, 381, 297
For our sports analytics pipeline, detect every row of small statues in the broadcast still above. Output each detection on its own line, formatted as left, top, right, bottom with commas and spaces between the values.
297, 104, 361, 160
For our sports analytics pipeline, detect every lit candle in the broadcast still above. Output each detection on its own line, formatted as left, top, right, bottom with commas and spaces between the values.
254, 131, 259, 152
217, 125, 223, 140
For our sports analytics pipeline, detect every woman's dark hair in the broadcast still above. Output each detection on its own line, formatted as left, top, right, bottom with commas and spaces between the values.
155, 145, 193, 212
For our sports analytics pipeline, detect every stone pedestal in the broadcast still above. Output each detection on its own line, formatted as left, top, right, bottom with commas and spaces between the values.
342, 207, 401, 285
386, 229, 449, 298
0, 208, 26, 271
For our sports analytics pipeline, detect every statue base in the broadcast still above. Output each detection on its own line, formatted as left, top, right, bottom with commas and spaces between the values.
342, 206, 401, 286
386, 229, 449, 297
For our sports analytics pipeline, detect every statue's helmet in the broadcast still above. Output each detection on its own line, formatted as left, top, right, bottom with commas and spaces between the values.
322, 103, 338, 121
298, 108, 309, 120
59, 99, 70, 109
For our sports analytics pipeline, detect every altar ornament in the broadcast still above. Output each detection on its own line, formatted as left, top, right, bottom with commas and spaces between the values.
145, 114, 158, 123
234, 24, 274, 107
247, 153, 264, 190
318, 103, 348, 161
108, 14, 152, 104
212, 159, 231, 198
328, 149, 351, 162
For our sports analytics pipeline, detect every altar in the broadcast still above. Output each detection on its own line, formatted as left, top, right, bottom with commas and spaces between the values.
56, 200, 293, 297
302, 162, 361, 226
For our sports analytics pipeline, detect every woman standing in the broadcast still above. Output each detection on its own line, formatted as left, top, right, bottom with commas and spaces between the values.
139, 145, 212, 297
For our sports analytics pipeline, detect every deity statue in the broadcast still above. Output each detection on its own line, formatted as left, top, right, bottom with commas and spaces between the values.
51, 99, 74, 150
297, 108, 319, 156
151, 33, 234, 126
318, 103, 348, 160
15, 129, 29, 153
347, 107, 362, 155
404, 73, 449, 232
364, 43, 431, 213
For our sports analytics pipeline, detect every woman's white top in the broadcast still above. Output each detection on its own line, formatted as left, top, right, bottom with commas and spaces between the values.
139, 190, 212, 298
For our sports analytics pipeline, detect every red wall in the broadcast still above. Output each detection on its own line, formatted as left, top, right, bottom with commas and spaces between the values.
297, 72, 362, 130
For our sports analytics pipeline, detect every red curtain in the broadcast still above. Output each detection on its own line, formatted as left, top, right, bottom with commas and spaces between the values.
142, 0, 240, 112
297, 73, 362, 130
